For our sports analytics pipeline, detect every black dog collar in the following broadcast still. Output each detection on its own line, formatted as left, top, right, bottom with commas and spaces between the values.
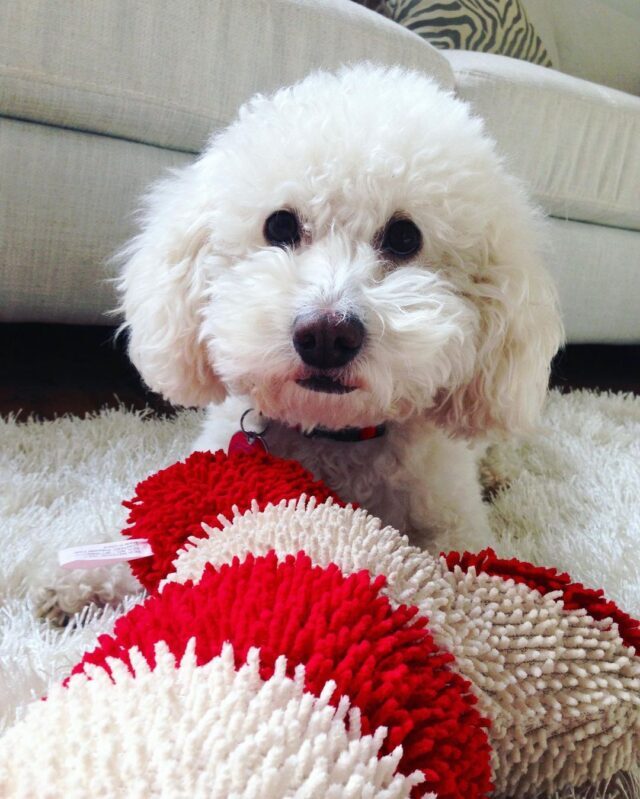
239, 409, 387, 446
302, 424, 387, 443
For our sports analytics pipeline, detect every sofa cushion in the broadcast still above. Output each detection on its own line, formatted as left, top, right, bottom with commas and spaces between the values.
444, 50, 640, 231
547, 217, 640, 342
385, 0, 553, 67
0, 0, 453, 155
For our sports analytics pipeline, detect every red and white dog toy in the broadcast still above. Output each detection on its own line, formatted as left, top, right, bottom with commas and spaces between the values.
1, 448, 638, 798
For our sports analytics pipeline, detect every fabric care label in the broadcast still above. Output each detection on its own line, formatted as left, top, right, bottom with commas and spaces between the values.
58, 539, 152, 570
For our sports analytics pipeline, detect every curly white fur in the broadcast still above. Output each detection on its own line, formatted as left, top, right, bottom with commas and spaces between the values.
118, 63, 563, 552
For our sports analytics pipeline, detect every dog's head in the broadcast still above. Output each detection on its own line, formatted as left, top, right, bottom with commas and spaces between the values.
119, 64, 563, 436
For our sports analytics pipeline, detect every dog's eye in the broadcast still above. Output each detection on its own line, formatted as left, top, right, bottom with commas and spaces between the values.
380, 218, 422, 258
264, 210, 301, 248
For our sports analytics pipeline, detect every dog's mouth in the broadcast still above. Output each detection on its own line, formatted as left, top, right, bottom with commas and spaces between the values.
296, 375, 357, 395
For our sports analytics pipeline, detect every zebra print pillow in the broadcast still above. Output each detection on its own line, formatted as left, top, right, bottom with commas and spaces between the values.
384, 0, 553, 67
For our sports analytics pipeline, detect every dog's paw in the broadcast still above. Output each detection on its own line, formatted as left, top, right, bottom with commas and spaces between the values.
479, 446, 511, 502
34, 587, 85, 628
34, 565, 143, 628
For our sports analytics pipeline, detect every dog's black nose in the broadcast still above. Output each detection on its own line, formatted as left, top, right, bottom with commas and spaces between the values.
293, 313, 365, 369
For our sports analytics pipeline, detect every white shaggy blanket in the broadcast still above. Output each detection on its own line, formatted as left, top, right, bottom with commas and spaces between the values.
1, 390, 639, 736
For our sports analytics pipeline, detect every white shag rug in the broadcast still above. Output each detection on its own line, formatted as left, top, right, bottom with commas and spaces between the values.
1, 389, 639, 737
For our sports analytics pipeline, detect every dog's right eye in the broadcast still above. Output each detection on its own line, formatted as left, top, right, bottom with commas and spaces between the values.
264, 210, 301, 248
380, 217, 422, 259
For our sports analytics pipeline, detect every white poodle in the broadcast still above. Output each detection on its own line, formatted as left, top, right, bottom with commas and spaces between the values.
119, 63, 563, 554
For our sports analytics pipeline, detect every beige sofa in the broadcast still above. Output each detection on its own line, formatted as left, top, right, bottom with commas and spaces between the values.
1, 0, 639, 343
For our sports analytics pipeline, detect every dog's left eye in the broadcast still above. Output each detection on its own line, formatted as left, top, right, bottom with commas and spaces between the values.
264, 210, 301, 248
380, 218, 422, 258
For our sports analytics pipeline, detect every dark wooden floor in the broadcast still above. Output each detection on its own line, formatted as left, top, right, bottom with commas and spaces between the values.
1, 323, 638, 420
1, 324, 173, 420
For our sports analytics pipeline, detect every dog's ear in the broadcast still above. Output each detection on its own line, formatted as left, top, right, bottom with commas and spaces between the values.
432, 222, 564, 438
117, 166, 226, 407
